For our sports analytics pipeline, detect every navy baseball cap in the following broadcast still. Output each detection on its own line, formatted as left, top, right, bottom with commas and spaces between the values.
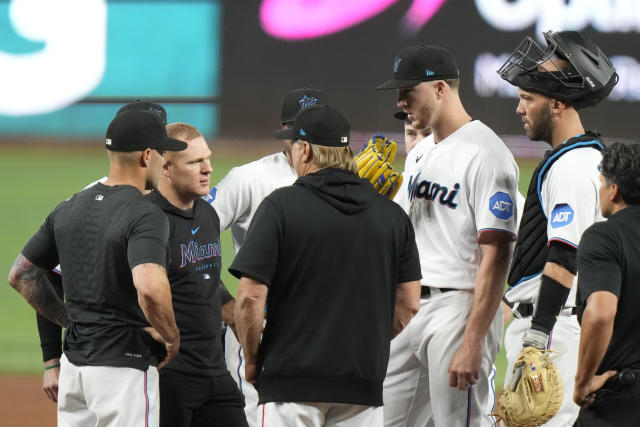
376, 45, 460, 90
106, 110, 187, 152
117, 100, 168, 125
280, 88, 330, 124
274, 105, 350, 147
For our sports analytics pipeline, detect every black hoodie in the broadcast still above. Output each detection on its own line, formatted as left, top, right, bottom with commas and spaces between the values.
146, 189, 227, 377
230, 168, 421, 406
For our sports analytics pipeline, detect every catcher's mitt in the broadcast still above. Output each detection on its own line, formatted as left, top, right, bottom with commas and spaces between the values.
497, 347, 563, 427
355, 134, 403, 199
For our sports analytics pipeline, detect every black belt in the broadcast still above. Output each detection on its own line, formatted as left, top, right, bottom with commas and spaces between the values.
421, 286, 457, 298
514, 303, 577, 318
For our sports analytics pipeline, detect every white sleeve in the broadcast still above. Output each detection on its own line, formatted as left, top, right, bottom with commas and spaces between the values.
470, 151, 519, 237
207, 167, 252, 232
542, 162, 598, 248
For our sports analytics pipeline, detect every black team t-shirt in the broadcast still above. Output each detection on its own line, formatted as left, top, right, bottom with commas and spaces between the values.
577, 206, 640, 373
230, 168, 421, 406
146, 189, 227, 377
22, 183, 169, 371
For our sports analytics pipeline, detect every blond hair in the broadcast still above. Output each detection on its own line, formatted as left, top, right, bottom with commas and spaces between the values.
164, 122, 203, 162
309, 144, 357, 174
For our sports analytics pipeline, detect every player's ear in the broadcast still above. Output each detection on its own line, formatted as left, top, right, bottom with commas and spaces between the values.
611, 183, 622, 203
434, 80, 446, 98
550, 99, 566, 114
140, 148, 152, 167
302, 141, 313, 164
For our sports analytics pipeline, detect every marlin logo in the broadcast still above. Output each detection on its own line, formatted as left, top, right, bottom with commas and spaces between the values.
300, 129, 307, 136
179, 241, 222, 268
407, 172, 460, 208
298, 95, 319, 108
425, 69, 434, 77
394, 57, 402, 72
191, 226, 200, 235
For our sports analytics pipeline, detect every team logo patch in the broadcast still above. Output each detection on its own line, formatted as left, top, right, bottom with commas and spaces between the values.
203, 187, 217, 203
298, 95, 319, 108
551, 204, 574, 228
393, 57, 402, 72
425, 69, 434, 77
489, 191, 513, 220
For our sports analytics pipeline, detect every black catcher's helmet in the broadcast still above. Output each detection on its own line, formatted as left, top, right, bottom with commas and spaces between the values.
497, 31, 618, 109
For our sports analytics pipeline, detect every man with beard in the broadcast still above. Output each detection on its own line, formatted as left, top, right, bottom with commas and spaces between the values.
498, 30, 618, 426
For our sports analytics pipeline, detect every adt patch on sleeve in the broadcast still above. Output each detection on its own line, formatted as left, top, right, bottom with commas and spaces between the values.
489, 191, 513, 220
203, 187, 217, 203
550, 203, 574, 228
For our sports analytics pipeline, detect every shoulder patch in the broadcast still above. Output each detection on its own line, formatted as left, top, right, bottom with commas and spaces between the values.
489, 191, 513, 220
550, 203, 574, 228
203, 187, 217, 203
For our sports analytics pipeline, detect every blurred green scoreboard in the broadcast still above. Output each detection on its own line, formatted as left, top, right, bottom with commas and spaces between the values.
0, 0, 221, 137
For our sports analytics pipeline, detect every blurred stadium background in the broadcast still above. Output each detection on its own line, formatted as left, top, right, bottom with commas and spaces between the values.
1, 0, 639, 424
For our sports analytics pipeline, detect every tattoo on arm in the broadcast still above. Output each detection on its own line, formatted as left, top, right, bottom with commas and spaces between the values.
9, 254, 69, 327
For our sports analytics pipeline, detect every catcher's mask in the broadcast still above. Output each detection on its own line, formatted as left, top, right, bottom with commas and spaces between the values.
497, 30, 618, 109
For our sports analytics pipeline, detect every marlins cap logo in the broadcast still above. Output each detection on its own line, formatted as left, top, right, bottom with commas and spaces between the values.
298, 95, 319, 108
425, 69, 435, 77
105, 138, 112, 146
393, 57, 402, 72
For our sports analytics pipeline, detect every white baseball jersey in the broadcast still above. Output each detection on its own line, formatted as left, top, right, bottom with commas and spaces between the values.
384, 121, 518, 427
504, 147, 603, 305
206, 151, 295, 427
400, 120, 520, 289
207, 152, 296, 253
393, 136, 426, 211
503, 144, 603, 427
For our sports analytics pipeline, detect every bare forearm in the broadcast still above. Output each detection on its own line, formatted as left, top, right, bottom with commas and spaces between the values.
222, 298, 238, 339
235, 279, 267, 365
138, 288, 179, 344
575, 305, 614, 386
9, 254, 68, 327
393, 281, 420, 337
463, 241, 511, 344
132, 263, 179, 343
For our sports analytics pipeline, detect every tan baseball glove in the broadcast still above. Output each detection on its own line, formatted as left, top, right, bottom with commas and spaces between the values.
497, 346, 563, 427
355, 134, 403, 199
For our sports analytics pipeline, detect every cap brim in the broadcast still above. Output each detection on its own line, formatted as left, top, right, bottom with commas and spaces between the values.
273, 127, 296, 140
161, 137, 188, 151
376, 79, 423, 90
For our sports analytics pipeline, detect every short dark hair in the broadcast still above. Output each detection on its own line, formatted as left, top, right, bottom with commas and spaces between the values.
600, 142, 640, 205
444, 78, 460, 90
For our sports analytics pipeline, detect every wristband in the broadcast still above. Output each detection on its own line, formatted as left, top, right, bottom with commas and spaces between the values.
44, 363, 60, 371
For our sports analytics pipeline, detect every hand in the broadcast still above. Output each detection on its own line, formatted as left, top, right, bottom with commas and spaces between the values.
143, 327, 180, 370
42, 358, 60, 402
245, 362, 260, 385
574, 370, 617, 408
448, 342, 482, 390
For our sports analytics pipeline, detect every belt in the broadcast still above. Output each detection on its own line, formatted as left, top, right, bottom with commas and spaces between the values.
421, 286, 457, 299
513, 303, 577, 318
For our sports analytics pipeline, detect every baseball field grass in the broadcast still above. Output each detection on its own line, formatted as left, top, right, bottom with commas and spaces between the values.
0, 144, 537, 391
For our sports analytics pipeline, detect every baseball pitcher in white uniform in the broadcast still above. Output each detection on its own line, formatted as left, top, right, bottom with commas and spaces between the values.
376, 44, 519, 427
205, 88, 330, 427
497, 30, 618, 426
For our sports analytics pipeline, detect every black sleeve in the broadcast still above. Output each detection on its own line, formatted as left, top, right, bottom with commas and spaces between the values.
229, 198, 283, 286
36, 271, 64, 361
127, 204, 170, 269
397, 211, 422, 283
577, 226, 622, 305
219, 279, 234, 305
22, 212, 59, 270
